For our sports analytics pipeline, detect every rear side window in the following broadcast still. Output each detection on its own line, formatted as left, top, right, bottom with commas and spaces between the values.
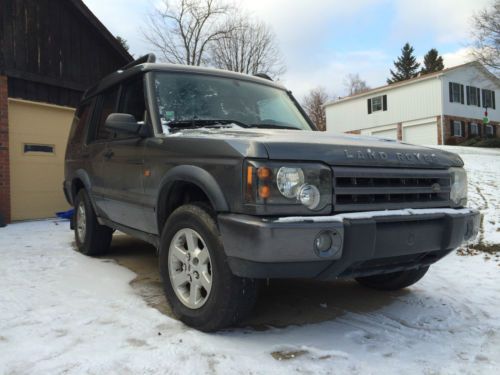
119, 75, 146, 122
93, 87, 120, 141
68, 101, 93, 145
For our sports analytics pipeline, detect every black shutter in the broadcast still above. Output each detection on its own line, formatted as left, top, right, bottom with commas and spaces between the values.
466, 86, 470, 105
449, 82, 453, 102
461, 121, 465, 137
450, 119, 455, 136
479, 123, 482, 137
382, 95, 387, 111
367, 98, 372, 114
460, 85, 464, 104
482, 89, 486, 107
492, 91, 496, 109
477, 87, 481, 107
467, 122, 471, 136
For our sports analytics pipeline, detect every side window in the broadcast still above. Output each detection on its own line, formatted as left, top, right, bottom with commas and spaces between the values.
68, 100, 93, 145
119, 75, 146, 122
449, 82, 464, 104
94, 87, 120, 141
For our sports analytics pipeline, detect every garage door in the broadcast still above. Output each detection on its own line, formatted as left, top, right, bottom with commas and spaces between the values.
8, 99, 74, 220
371, 128, 398, 139
403, 122, 437, 145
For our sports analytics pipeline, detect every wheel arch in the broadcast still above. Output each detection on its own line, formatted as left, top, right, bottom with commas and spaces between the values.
156, 165, 229, 232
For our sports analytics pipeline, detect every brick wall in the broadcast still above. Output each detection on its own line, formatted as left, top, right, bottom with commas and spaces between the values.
443, 114, 500, 145
0, 76, 10, 223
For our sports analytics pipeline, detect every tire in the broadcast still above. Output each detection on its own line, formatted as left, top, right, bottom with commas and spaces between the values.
74, 189, 113, 256
159, 203, 258, 332
355, 266, 429, 291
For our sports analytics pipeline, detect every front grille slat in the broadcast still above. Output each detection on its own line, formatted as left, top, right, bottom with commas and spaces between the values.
333, 167, 451, 212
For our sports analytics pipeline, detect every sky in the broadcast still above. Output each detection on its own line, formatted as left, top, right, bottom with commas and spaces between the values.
82, 0, 491, 99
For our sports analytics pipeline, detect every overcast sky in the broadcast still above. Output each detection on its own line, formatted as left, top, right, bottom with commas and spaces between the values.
82, 0, 490, 99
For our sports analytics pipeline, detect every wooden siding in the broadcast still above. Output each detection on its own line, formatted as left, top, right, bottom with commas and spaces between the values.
0, 0, 132, 107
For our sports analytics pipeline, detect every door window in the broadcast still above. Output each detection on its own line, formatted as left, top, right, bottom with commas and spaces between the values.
93, 87, 120, 141
119, 75, 146, 122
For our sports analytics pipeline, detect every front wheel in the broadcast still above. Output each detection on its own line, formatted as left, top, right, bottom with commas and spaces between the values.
355, 266, 429, 291
159, 203, 258, 332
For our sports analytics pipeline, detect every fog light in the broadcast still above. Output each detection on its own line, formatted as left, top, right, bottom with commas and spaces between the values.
314, 229, 343, 258
315, 232, 332, 252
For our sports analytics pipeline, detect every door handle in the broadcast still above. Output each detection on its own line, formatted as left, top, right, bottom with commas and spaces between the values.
104, 150, 114, 159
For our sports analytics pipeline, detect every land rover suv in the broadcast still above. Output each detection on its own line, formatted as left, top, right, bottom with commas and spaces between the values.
64, 54, 479, 331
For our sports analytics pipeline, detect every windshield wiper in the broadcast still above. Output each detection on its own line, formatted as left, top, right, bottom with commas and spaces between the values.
166, 119, 249, 129
247, 123, 301, 130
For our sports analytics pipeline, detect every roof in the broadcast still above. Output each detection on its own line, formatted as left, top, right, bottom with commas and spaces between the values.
68, 0, 132, 62
324, 61, 500, 107
83, 62, 287, 100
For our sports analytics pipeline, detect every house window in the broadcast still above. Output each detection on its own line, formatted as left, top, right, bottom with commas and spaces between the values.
482, 89, 496, 109
486, 125, 494, 136
372, 96, 382, 112
469, 122, 479, 136
449, 82, 464, 104
367, 95, 387, 114
452, 120, 463, 137
466, 86, 480, 107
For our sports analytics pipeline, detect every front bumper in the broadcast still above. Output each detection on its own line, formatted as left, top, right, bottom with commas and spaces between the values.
218, 208, 480, 279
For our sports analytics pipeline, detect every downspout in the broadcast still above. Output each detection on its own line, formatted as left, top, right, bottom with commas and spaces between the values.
438, 74, 445, 145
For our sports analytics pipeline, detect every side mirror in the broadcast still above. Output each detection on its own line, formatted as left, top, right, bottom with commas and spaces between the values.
105, 113, 141, 135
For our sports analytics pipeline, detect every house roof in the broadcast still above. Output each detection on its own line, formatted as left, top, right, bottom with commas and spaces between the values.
324, 61, 500, 107
68, 0, 132, 62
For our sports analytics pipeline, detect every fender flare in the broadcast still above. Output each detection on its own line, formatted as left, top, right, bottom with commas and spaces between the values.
72, 169, 99, 212
156, 165, 229, 221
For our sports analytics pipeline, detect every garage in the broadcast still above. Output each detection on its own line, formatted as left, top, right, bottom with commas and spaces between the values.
403, 122, 438, 145
371, 128, 398, 139
8, 100, 74, 220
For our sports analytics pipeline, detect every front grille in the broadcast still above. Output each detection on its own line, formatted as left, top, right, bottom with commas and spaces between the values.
332, 167, 451, 212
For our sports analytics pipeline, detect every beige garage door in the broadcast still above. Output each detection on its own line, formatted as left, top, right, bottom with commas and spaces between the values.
403, 122, 437, 145
371, 128, 398, 139
8, 99, 74, 220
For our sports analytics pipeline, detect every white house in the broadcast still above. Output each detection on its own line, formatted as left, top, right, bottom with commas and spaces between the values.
324, 61, 499, 145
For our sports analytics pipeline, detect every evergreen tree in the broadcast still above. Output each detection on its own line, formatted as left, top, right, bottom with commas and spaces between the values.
116, 36, 130, 53
421, 48, 444, 74
387, 43, 420, 84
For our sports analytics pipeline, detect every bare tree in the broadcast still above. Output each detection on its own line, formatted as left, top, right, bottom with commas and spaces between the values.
210, 16, 286, 78
143, 0, 235, 65
302, 87, 330, 131
343, 73, 370, 96
470, 0, 500, 74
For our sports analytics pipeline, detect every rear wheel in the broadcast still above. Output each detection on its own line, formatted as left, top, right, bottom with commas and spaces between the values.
74, 189, 113, 256
355, 266, 429, 291
159, 203, 258, 332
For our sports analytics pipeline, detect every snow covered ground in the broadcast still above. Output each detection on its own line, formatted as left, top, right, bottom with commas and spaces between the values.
1, 146, 499, 375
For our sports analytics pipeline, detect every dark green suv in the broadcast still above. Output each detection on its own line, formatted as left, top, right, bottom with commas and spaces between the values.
64, 54, 479, 331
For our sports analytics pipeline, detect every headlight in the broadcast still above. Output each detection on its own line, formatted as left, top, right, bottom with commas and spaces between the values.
244, 160, 332, 211
450, 167, 467, 207
276, 167, 304, 198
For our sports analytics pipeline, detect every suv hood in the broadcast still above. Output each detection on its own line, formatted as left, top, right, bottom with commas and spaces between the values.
164, 128, 464, 168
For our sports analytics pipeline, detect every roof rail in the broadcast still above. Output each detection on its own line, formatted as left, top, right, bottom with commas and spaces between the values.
121, 53, 156, 70
254, 73, 273, 81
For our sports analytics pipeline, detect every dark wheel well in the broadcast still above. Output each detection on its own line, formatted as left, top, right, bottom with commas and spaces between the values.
157, 181, 212, 232
71, 179, 85, 203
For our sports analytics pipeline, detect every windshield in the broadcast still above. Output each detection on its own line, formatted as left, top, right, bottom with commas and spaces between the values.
154, 72, 312, 132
